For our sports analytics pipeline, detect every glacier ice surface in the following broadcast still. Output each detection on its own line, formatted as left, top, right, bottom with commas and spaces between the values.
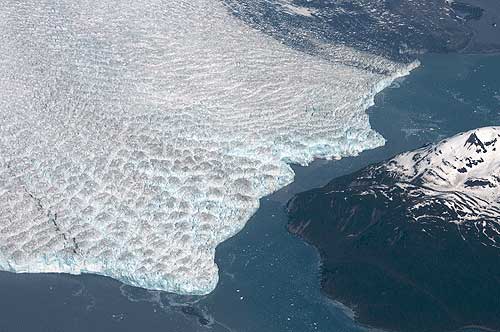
0, 0, 417, 294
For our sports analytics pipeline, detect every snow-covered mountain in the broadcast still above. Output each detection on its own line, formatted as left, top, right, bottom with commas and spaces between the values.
381, 126, 500, 246
287, 127, 500, 332
387, 126, 500, 203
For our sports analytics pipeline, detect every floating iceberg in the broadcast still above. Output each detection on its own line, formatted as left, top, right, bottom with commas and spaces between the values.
0, 0, 417, 294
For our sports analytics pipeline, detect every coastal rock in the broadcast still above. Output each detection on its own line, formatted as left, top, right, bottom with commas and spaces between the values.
287, 127, 500, 332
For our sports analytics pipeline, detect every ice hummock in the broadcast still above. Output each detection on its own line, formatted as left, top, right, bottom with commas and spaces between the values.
0, 0, 417, 294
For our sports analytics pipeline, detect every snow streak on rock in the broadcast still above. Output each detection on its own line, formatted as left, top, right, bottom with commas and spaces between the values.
0, 0, 416, 294
388, 127, 500, 207
386, 127, 500, 246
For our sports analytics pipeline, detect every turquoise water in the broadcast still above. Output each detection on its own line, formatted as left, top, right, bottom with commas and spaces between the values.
0, 54, 498, 332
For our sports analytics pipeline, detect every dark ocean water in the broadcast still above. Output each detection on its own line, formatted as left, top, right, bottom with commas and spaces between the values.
0, 53, 498, 332
223, 0, 500, 62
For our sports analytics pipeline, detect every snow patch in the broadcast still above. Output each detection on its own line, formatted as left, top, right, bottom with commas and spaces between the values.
388, 126, 500, 203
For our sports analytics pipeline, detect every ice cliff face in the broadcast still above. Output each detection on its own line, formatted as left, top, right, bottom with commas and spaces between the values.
0, 0, 416, 294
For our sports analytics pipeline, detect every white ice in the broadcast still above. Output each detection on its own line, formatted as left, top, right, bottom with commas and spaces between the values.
0, 0, 417, 294
273, 0, 319, 17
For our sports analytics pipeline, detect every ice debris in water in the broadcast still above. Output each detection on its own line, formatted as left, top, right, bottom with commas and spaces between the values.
0, 0, 418, 294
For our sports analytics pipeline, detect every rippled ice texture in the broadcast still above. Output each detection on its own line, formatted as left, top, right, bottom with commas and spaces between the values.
0, 0, 416, 294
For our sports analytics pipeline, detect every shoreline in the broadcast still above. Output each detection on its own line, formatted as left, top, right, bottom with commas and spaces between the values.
288, 217, 500, 332
0, 58, 421, 297
285, 53, 500, 332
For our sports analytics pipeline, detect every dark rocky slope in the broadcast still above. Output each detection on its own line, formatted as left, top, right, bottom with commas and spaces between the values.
287, 127, 500, 332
